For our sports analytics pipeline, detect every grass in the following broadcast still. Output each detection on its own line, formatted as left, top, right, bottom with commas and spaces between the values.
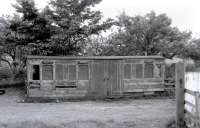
1, 119, 176, 128
165, 119, 176, 128
0, 120, 136, 128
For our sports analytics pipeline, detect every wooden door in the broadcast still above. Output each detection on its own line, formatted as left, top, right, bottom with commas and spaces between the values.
92, 60, 122, 98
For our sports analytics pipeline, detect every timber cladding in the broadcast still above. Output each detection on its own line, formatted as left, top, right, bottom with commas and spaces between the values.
26, 56, 165, 99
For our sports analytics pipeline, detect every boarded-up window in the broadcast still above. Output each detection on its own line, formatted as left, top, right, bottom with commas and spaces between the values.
78, 65, 89, 80
56, 64, 63, 80
144, 63, 154, 78
136, 64, 143, 78
124, 64, 131, 79
42, 65, 53, 80
69, 65, 76, 81
32, 65, 40, 80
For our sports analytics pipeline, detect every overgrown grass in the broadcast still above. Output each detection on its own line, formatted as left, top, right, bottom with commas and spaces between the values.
0, 120, 136, 128
165, 119, 176, 128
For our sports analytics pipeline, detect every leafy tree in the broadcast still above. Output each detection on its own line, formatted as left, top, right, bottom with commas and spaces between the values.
184, 38, 200, 60
48, 0, 114, 55
0, 0, 114, 79
101, 11, 191, 58
0, 0, 53, 79
84, 35, 108, 56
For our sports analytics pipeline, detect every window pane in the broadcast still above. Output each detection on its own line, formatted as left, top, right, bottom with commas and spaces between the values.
63, 65, 68, 80
42, 65, 53, 80
78, 65, 89, 80
144, 63, 154, 78
69, 65, 76, 80
136, 64, 143, 78
124, 64, 131, 79
32, 65, 40, 80
56, 64, 63, 80
132, 64, 136, 78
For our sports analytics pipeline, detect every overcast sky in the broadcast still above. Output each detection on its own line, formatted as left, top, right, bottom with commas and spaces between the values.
0, 0, 199, 37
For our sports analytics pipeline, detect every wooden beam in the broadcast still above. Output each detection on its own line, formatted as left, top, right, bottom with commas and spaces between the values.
185, 89, 196, 96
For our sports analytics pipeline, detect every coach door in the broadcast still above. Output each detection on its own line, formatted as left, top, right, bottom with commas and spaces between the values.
92, 60, 122, 98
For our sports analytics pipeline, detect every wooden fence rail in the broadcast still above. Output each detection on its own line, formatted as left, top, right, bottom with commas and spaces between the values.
176, 62, 200, 128
184, 89, 200, 128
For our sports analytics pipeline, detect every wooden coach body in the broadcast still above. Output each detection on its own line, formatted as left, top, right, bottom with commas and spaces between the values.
26, 56, 165, 99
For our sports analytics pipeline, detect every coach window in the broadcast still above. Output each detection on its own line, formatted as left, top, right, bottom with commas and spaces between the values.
32, 65, 40, 80
136, 64, 143, 78
78, 64, 89, 80
55, 64, 64, 80
69, 65, 76, 81
144, 62, 154, 78
42, 65, 53, 80
154, 64, 162, 78
124, 64, 131, 79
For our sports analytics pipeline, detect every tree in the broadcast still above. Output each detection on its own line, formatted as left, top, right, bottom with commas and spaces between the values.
101, 11, 191, 58
0, 0, 114, 79
48, 0, 114, 55
183, 38, 200, 60
0, 0, 53, 79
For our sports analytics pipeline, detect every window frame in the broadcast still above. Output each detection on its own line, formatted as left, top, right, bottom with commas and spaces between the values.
55, 63, 64, 80
68, 64, 77, 82
30, 64, 40, 81
78, 63, 90, 81
135, 63, 144, 79
41, 64, 54, 81
123, 63, 132, 80
154, 63, 164, 78
123, 61, 164, 80
144, 62, 154, 78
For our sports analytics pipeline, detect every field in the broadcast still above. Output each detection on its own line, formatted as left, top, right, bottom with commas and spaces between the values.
0, 88, 176, 128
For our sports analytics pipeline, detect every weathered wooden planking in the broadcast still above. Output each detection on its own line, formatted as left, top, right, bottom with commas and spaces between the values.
27, 56, 165, 99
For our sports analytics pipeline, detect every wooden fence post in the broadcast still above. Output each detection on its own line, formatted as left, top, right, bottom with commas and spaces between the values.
195, 92, 200, 128
176, 62, 185, 128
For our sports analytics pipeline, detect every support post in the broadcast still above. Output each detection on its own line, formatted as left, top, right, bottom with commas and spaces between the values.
176, 62, 185, 128
195, 92, 200, 128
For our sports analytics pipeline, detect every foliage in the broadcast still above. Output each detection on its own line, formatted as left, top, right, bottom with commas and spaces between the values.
0, 0, 53, 79
48, 0, 114, 55
100, 11, 191, 58
85, 35, 108, 56
183, 38, 200, 60
0, 0, 113, 79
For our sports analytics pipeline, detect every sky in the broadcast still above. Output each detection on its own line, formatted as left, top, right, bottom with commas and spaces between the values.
0, 0, 200, 37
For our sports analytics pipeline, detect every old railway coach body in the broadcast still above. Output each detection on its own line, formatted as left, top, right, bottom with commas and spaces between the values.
26, 56, 165, 99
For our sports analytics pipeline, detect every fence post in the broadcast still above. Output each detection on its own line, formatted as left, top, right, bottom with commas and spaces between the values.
176, 62, 185, 128
195, 92, 200, 128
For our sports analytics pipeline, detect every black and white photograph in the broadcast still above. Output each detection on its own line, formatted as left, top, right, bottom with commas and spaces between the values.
0, 0, 199, 128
